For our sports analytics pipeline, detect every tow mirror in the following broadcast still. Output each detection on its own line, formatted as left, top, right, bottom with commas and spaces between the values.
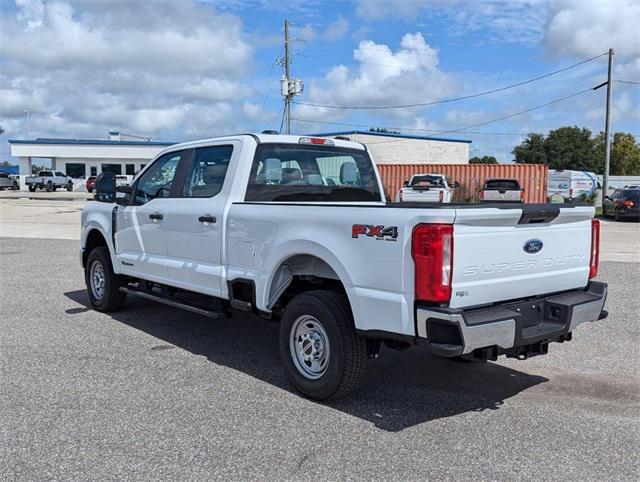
115, 185, 132, 206
403, 180, 409, 187
94, 172, 116, 203
453, 181, 460, 188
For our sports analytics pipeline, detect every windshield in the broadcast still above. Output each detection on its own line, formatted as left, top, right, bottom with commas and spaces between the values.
409, 175, 445, 187
245, 144, 381, 202
484, 179, 521, 190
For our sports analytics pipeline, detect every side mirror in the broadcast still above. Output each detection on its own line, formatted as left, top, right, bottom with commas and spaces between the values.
115, 185, 133, 206
453, 181, 460, 188
94, 172, 116, 203
604, 196, 611, 200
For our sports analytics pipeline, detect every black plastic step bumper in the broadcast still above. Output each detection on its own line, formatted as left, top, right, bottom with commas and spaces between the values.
416, 281, 607, 359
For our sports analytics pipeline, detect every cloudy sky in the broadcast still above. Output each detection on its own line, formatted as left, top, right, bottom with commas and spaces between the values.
1, 0, 639, 163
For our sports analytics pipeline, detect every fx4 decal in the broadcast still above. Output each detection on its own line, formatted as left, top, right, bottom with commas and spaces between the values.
352, 224, 398, 241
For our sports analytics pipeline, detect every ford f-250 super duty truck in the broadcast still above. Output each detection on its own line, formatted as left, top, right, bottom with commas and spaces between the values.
80, 133, 607, 401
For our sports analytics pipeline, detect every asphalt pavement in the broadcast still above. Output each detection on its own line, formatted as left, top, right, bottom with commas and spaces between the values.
1, 235, 638, 480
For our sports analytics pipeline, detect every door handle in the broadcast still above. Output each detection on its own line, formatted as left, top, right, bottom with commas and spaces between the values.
198, 215, 216, 223
149, 213, 163, 220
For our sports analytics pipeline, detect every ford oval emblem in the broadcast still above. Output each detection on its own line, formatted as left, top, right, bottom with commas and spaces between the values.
523, 239, 543, 254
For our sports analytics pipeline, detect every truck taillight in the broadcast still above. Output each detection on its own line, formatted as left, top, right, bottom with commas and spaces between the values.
412, 224, 453, 303
520, 189, 525, 201
589, 219, 600, 279
479, 190, 484, 200
623, 200, 634, 207
569, 188, 573, 200
439, 190, 444, 203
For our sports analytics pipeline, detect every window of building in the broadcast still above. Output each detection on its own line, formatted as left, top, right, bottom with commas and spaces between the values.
90, 166, 97, 176
65, 164, 86, 178
181, 145, 233, 198
101, 163, 122, 175
125, 164, 135, 176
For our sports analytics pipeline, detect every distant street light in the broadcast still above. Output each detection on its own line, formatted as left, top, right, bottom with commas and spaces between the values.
23, 109, 30, 137
0, 125, 5, 135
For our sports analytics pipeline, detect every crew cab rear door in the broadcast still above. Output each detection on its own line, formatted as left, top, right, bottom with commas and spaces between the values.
450, 205, 594, 309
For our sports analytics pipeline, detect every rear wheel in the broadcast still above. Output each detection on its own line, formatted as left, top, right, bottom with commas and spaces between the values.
12, 182, 19, 190
66, 181, 73, 191
85, 247, 127, 312
28, 185, 36, 192
45, 182, 53, 192
279, 290, 367, 401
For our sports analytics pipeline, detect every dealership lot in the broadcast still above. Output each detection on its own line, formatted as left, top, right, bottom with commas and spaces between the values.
1, 198, 639, 480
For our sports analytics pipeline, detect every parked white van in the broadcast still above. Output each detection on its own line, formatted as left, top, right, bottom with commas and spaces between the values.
548, 170, 600, 202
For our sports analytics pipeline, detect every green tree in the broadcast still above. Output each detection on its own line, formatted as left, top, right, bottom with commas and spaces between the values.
469, 155, 498, 164
594, 131, 640, 175
513, 132, 546, 164
543, 126, 599, 172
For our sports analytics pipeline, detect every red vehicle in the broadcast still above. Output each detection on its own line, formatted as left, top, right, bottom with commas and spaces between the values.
86, 176, 96, 193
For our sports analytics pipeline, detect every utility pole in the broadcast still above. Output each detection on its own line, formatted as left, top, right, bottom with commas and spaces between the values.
284, 19, 291, 134
279, 19, 303, 134
602, 48, 614, 208
23, 109, 30, 137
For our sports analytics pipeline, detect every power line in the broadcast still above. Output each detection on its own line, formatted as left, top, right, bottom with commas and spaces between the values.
292, 86, 594, 139
616, 79, 640, 85
251, 51, 282, 132
292, 52, 607, 110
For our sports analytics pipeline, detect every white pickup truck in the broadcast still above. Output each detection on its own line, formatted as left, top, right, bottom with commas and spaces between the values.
25, 171, 73, 192
80, 133, 607, 400
396, 174, 455, 202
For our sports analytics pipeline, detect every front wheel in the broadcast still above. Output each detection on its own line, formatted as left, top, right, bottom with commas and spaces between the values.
45, 182, 53, 192
28, 185, 36, 192
279, 290, 367, 401
85, 247, 127, 312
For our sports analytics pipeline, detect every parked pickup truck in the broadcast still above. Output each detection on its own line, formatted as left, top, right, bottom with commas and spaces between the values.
80, 134, 607, 401
396, 173, 456, 202
480, 178, 525, 203
26, 171, 73, 192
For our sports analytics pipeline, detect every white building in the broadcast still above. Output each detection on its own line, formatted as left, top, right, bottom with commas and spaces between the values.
8, 132, 175, 189
313, 130, 471, 164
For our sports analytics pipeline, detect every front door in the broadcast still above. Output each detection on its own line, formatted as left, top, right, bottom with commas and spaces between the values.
163, 144, 236, 297
115, 150, 183, 282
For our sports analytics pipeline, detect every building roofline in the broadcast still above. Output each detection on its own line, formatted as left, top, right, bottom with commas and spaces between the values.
309, 130, 472, 144
8, 138, 176, 147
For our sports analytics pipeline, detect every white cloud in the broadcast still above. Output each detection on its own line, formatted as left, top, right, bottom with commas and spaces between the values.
294, 32, 459, 122
356, 0, 548, 44
323, 15, 349, 41
543, 0, 640, 59
0, 0, 255, 140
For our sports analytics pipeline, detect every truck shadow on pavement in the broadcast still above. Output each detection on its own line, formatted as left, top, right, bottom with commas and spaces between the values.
64, 289, 548, 432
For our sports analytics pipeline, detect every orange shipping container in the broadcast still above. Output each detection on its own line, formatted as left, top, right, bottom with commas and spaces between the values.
378, 163, 548, 203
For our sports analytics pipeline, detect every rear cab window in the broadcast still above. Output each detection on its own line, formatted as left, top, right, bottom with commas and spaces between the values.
484, 179, 521, 190
245, 143, 381, 202
409, 175, 445, 188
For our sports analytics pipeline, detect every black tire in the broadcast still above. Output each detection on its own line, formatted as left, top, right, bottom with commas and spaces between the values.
45, 182, 53, 192
28, 185, 36, 192
52, 184, 57, 192
85, 246, 127, 312
279, 290, 367, 401
66, 182, 73, 192
12, 182, 19, 190
87, 188, 93, 194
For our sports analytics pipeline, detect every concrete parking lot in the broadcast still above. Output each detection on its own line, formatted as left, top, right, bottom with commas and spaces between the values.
1, 198, 639, 480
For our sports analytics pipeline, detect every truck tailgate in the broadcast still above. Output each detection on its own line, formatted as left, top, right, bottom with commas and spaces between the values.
450, 205, 594, 309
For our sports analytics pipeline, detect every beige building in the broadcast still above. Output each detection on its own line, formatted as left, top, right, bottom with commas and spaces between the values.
315, 130, 471, 164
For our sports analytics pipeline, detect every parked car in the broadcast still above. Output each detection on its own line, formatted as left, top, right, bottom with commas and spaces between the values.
86, 176, 96, 193
115, 174, 133, 187
479, 178, 524, 203
25, 171, 73, 192
0, 172, 19, 190
603, 188, 640, 221
81, 133, 607, 401
548, 170, 599, 202
395, 173, 456, 202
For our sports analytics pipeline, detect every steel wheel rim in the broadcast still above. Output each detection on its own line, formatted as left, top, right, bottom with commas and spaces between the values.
289, 315, 330, 380
90, 260, 106, 300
